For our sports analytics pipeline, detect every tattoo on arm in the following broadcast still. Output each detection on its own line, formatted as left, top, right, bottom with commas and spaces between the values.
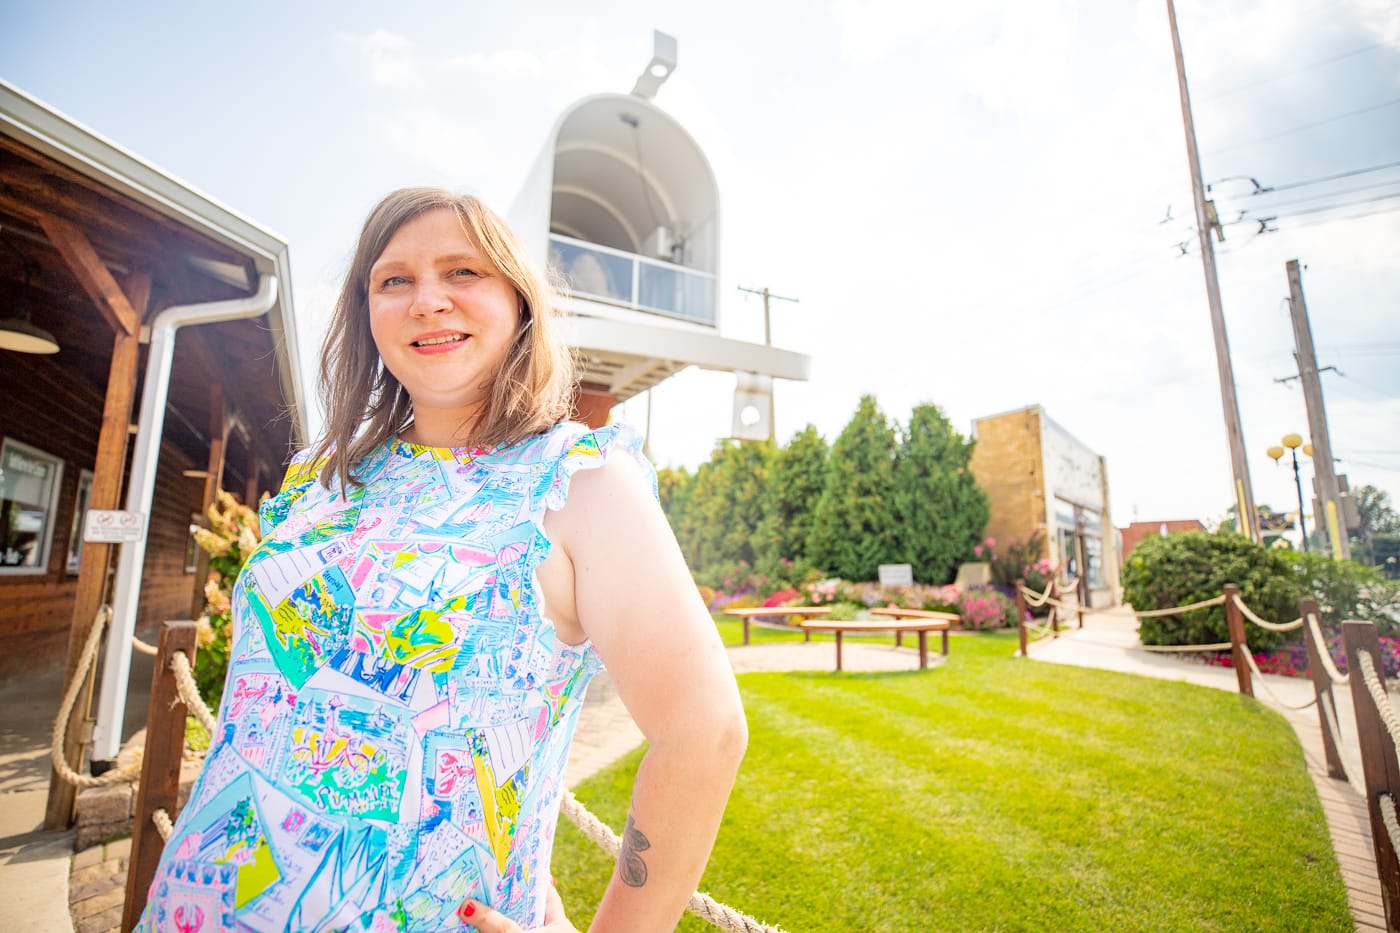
619, 814, 651, 888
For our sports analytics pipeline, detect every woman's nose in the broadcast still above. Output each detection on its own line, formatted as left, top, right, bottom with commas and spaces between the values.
410, 281, 451, 316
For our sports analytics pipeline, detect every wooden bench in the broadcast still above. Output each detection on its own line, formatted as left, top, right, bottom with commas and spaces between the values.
869, 607, 958, 655
801, 610, 957, 672
723, 606, 832, 645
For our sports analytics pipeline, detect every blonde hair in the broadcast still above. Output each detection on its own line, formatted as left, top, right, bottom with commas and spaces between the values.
310, 188, 575, 489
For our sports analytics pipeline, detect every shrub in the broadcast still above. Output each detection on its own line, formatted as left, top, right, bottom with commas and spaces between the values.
957, 584, 1014, 630
1284, 551, 1400, 631
696, 584, 717, 610
1123, 531, 1304, 652
980, 532, 1054, 596
190, 490, 262, 709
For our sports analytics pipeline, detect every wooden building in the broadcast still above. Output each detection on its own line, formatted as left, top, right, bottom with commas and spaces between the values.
0, 80, 306, 825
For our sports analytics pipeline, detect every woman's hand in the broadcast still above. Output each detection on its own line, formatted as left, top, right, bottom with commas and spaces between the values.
457, 883, 579, 933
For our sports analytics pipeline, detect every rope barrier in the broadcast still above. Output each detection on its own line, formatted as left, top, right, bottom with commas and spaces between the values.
1021, 581, 1055, 607
1318, 691, 1348, 782
169, 651, 217, 735
1240, 652, 1318, 710
1134, 641, 1233, 653
1132, 594, 1226, 618
1229, 594, 1303, 632
559, 791, 789, 933
153, 807, 174, 842
1358, 653, 1400, 752
131, 636, 158, 656
50, 606, 142, 789
1304, 613, 1349, 687
1382, 794, 1400, 859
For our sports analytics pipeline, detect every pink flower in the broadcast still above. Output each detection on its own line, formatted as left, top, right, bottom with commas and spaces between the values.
985, 537, 996, 548
973, 545, 983, 557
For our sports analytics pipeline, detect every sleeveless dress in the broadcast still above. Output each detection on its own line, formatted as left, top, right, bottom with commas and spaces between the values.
136, 422, 653, 933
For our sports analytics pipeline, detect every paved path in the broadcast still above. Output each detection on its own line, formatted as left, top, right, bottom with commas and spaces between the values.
0, 619, 1388, 930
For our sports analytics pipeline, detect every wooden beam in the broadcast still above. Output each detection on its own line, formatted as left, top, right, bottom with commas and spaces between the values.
37, 213, 139, 336
44, 269, 151, 829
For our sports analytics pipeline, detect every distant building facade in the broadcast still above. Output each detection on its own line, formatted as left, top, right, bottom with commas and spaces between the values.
969, 405, 1120, 604
1119, 520, 1207, 561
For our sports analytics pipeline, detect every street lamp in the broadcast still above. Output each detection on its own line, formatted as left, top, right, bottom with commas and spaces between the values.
1266, 433, 1311, 552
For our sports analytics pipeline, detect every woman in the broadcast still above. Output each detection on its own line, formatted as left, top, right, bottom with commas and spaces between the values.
137, 189, 747, 932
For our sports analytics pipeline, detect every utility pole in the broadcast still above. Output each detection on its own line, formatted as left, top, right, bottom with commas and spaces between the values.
738, 285, 799, 442
1286, 259, 1350, 559
1166, 0, 1260, 543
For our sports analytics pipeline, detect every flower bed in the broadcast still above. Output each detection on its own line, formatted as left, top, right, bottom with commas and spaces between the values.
1198, 630, 1400, 680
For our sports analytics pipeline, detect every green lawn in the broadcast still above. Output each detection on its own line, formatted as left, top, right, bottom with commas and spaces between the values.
553, 632, 1351, 932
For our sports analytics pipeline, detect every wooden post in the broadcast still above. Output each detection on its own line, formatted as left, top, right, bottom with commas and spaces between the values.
44, 264, 150, 830
1224, 583, 1252, 697
1301, 598, 1347, 780
1016, 578, 1028, 657
122, 621, 198, 932
1051, 581, 1061, 637
1343, 620, 1400, 931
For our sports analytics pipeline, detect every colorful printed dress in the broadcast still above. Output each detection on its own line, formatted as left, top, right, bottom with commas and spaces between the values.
137, 422, 653, 933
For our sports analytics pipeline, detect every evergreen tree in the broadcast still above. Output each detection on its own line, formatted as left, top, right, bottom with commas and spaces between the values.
754, 424, 828, 576
677, 439, 775, 575
655, 465, 694, 540
891, 402, 990, 583
807, 395, 899, 580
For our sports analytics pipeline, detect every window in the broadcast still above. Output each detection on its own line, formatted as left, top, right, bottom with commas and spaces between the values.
66, 470, 94, 574
1, 438, 65, 574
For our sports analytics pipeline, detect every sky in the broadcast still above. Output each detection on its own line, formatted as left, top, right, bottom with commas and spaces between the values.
2, 0, 1397, 532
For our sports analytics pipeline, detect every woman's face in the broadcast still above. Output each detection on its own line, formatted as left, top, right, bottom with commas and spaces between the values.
367, 208, 522, 431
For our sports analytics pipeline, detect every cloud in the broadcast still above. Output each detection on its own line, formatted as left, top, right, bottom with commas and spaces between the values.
338, 29, 424, 89
440, 49, 546, 81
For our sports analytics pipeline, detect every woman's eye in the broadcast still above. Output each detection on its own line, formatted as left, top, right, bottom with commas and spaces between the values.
451, 268, 479, 279
380, 275, 408, 288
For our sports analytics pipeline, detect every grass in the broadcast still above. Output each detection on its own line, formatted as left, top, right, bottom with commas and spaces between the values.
553, 631, 1351, 932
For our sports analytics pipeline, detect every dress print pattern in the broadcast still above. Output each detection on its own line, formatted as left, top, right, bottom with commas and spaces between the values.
136, 422, 653, 932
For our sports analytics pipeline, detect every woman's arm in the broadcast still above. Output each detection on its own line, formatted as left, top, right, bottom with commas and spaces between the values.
549, 452, 748, 932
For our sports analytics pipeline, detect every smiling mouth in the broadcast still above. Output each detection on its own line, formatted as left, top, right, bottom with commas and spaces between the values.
413, 334, 467, 347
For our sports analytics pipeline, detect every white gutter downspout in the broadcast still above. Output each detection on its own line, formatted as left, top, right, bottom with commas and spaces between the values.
91, 275, 278, 763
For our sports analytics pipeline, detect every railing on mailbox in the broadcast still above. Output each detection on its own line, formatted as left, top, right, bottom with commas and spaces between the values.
549, 233, 716, 326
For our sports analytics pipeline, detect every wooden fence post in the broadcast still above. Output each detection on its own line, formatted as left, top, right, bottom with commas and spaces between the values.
1343, 620, 1400, 932
1051, 581, 1061, 637
1301, 598, 1347, 780
1016, 578, 1028, 658
122, 621, 198, 933
1223, 583, 1252, 697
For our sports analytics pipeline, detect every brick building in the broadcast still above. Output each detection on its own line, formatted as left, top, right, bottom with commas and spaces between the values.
969, 405, 1120, 605
1118, 520, 1207, 561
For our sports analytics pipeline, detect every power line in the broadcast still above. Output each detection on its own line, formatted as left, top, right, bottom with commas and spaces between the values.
1258, 189, 1400, 220
1247, 159, 1400, 195
1200, 41, 1385, 101
1203, 97, 1400, 156
1285, 199, 1400, 230
1225, 178, 1400, 214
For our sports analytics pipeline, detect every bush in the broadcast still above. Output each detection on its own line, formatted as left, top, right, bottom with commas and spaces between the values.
1123, 531, 1304, 652
981, 532, 1054, 596
190, 490, 262, 710
957, 584, 1015, 630
1284, 551, 1400, 631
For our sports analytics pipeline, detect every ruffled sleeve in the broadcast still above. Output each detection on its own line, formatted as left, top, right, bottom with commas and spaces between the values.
258, 448, 326, 536
538, 423, 657, 513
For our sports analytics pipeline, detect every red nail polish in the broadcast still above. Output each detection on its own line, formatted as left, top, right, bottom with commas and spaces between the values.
460, 901, 476, 919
